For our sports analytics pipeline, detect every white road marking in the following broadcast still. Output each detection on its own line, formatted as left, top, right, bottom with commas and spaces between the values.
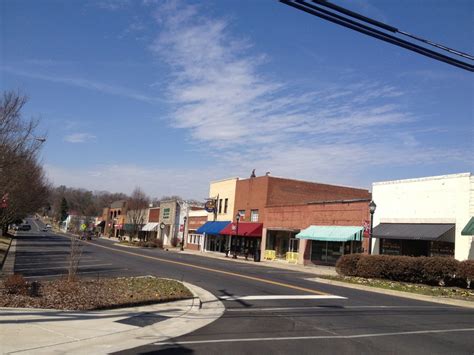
22, 268, 129, 278
219, 295, 346, 301
226, 305, 458, 312
15, 259, 97, 266
15, 263, 113, 271
153, 328, 474, 346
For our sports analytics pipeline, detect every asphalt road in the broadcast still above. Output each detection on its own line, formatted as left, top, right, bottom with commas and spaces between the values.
12, 219, 474, 354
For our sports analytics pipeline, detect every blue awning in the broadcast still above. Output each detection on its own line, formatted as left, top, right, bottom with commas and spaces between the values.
196, 221, 231, 235
296, 225, 364, 242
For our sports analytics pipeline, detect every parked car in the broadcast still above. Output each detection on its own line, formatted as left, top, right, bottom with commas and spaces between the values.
46, 224, 52, 229
19, 224, 31, 231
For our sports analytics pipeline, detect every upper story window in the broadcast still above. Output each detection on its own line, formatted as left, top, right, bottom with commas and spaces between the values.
250, 209, 259, 222
224, 198, 228, 214
118, 210, 121, 215
238, 210, 245, 219
218, 199, 223, 214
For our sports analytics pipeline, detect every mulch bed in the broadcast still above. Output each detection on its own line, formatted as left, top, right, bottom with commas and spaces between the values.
0, 276, 193, 311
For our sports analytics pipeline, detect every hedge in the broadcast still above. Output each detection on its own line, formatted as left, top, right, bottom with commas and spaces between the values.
336, 254, 474, 288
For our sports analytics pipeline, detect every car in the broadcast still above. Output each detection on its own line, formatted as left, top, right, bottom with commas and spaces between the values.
42, 227, 48, 232
46, 224, 52, 229
19, 224, 31, 231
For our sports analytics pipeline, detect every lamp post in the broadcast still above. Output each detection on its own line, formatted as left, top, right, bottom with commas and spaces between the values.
368, 200, 377, 255
233, 213, 240, 259
181, 216, 187, 251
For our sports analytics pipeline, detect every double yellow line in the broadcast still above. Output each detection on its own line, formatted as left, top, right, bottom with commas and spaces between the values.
61, 233, 328, 295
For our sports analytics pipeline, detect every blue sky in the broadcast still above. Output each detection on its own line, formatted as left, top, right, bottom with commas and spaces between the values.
1, 0, 473, 199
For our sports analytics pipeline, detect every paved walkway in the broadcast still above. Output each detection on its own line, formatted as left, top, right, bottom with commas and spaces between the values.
0, 282, 224, 354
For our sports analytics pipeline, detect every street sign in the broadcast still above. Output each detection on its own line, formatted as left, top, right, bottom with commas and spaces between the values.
80, 224, 87, 231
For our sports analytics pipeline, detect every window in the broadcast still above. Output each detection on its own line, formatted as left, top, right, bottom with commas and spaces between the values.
250, 209, 259, 222
224, 198, 228, 214
118, 210, 121, 215
218, 199, 223, 214
163, 208, 170, 219
238, 210, 245, 219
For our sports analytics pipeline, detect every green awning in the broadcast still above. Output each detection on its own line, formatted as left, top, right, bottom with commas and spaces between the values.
296, 225, 364, 242
461, 217, 474, 235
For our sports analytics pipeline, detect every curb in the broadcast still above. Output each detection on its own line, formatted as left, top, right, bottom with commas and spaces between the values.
308, 277, 474, 309
4, 281, 224, 354
1, 237, 16, 277
173, 248, 338, 276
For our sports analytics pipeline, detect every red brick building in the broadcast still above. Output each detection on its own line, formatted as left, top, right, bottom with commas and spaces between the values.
185, 210, 208, 251
231, 175, 371, 264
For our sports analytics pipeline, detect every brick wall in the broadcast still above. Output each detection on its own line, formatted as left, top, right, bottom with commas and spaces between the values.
234, 175, 370, 224
188, 215, 207, 231
265, 200, 371, 253
267, 177, 371, 206
148, 208, 160, 222
234, 176, 269, 223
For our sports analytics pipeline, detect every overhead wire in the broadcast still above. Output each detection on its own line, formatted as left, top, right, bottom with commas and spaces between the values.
279, 0, 474, 72
312, 0, 474, 61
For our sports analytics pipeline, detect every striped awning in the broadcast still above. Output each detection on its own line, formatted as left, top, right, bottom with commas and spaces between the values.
142, 222, 159, 232
296, 225, 364, 242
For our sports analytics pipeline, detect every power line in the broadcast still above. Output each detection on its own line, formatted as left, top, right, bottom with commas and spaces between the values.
280, 0, 474, 72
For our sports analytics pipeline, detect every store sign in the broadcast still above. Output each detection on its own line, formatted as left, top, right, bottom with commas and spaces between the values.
204, 199, 216, 213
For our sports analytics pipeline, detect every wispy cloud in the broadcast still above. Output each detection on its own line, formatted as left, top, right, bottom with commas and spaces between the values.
64, 133, 96, 143
2, 66, 163, 104
145, 1, 467, 186
95, 0, 131, 11
151, 2, 411, 148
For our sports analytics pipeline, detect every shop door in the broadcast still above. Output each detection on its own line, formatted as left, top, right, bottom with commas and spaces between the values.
289, 238, 299, 252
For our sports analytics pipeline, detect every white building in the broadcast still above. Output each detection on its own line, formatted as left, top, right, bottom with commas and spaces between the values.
371, 172, 474, 260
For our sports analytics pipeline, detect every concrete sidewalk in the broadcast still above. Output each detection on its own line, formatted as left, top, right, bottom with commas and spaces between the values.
171, 247, 338, 277
0, 282, 224, 354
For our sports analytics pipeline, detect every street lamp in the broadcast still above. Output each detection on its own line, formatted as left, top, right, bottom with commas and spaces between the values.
368, 200, 377, 255
233, 213, 240, 259
181, 216, 187, 251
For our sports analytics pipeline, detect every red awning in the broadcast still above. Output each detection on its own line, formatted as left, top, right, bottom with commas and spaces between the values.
220, 222, 263, 237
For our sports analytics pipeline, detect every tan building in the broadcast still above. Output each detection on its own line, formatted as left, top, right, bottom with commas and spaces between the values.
208, 177, 239, 222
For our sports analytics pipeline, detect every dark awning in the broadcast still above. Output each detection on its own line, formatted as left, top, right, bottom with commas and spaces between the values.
373, 223, 455, 241
461, 217, 474, 235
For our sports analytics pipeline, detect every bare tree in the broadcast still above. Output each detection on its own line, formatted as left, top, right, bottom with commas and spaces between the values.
126, 187, 150, 242
0, 91, 49, 233
68, 235, 83, 282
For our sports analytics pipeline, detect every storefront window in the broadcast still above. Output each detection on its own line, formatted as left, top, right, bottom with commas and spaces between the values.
310, 241, 344, 265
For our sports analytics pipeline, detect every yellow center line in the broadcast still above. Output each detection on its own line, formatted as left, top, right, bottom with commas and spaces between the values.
57, 233, 328, 295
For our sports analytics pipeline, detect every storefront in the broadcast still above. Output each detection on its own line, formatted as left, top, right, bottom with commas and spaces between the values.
266, 229, 299, 259
141, 222, 159, 241
220, 222, 263, 258
196, 221, 231, 253
373, 223, 455, 257
296, 225, 364, 266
